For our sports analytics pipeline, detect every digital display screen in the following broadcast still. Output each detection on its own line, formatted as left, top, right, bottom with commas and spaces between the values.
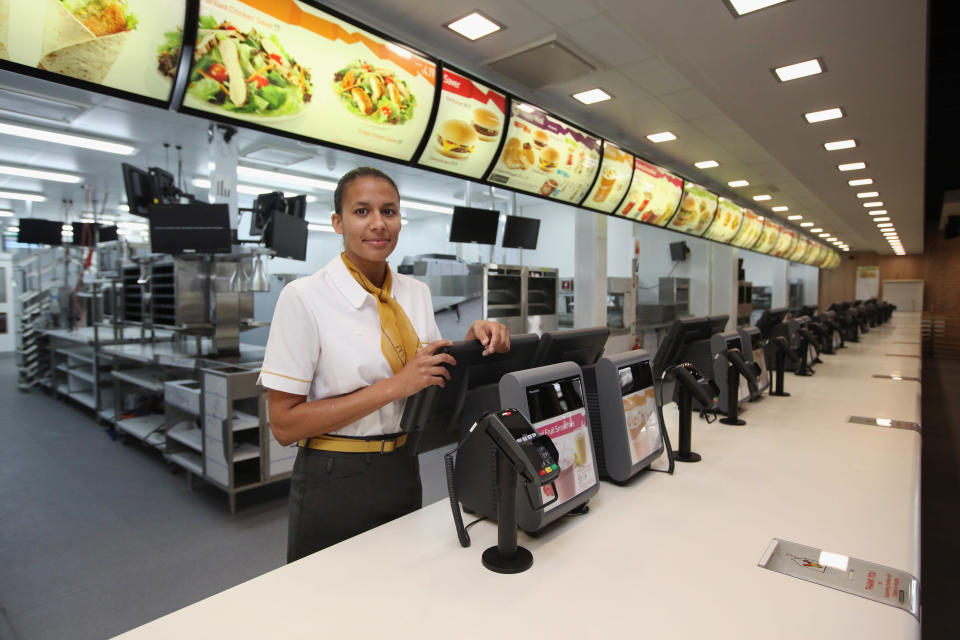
525, 376, 585, 423
149, 203, 232, 254
17, 218, 63, 245
666, 181, 718, 237
726, 337, 741, 351
501, 215, 540, 250
617, 361, 654, 398
448, 206, 498, 244
618, 158, 683, 225
416, 68, 506, 179
702, 198, 744, 243
184, 0, 436, 161
730, 209, 764, 248
749, 332, 762, 350
486, 102, 601, 204
618, 362, 661, 465
582, 141, 633, 213
770, 228, 797, 258
752, 219, 780, 253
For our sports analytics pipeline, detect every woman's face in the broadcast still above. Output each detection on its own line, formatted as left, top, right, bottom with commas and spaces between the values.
332, 176, 402, 267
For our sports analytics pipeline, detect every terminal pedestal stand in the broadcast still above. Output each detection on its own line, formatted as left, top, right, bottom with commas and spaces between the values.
482, 453, 534, 574
719, 364, 746, 426
674, 385, 702, 463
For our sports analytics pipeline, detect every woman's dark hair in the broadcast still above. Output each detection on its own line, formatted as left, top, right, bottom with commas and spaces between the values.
333, 167, 400, 214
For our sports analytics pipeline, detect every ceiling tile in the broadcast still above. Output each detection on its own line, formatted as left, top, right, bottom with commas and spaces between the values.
521, 0, 601, 27
563, 14, 657, 68
658, 88, 723, 121
618, 56, 692, 97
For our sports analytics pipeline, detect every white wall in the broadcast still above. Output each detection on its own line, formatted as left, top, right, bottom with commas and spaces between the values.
740, 251, 789, 308
788, 263, 820, 308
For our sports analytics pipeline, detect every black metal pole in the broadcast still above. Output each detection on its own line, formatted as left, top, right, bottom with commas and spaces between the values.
771, 349, 790, 397
719, 363, 746, 426
482, 453, 534, 573
673, 386, 702, 462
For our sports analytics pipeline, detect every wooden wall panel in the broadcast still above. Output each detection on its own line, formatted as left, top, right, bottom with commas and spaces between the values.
817, 251, 924, 311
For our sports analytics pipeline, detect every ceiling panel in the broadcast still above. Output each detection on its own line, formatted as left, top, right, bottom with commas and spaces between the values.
617, 56, 694, 97
519, 0, 601, 27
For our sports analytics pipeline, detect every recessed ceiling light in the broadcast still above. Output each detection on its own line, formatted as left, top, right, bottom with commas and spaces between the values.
757, 216, 765, 221
872, 217, 890, 222
307, 224, 337, 233
647, 131, 676, 143
883, 231, 899, 236
800, 222, 814, 227
818, 233, 830, 237
773, 58, 823, 82
192, 177, 318, 201
0, 164, 82, 183
863, 201, 883, 208
877, 223, 893, 227
848, 178, 873, 186
0, 121, 136, 155
237, 166, 337, 191
694, 160, 719, 169
827, 236, 837, 241
726, 0, 790, 16
572, 88, 612, 104
773, 206, 789, 212
810, 227, 822, 232
856, 191, 879, 198
445, 11, 502, 40
401, 200, 455, 214
824, 139, 856, 151
868, 210, 887, 216
0, 189, 46, 202
0, 209, 14, 217
804, 107, 844, 123
787, 215, 802, 220
838, 162, 866, 171
842, 248, 850, 252
753, 194, 771, 201
728, 179, 749, 187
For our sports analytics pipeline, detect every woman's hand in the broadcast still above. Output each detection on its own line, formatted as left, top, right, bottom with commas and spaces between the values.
392, 339, 456, 396
465, 320, 511, 356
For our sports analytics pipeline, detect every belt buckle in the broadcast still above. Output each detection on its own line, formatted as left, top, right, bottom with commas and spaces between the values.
379, 438, 391, 454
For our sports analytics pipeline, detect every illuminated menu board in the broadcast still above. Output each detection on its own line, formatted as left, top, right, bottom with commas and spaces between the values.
807, 243, 828, 266
582, 141, 634, 213
416, 68, 506, 179
618, 158, 683, 225
752, 219, 780, 254
787, 235, 810, 262
0, 0, 187, 105
486, 102, 601, 203
666, 182, 718, 237
183, 0, 436, 161
730, 209, 764, 248
826, 250, 840, 268
702, 198, 744, 243
770, 228, 797, 258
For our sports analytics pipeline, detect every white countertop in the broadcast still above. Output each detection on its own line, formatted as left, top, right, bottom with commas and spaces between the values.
116, 313, 922, 639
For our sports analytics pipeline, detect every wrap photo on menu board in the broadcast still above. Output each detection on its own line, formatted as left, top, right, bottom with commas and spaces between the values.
730, 208, 764, 248
668, 182, 718, 237
415, 69, 505, 179
0, 0, 186, 102
582, 141, 633, 214
702, 197, 744, 243
770, 227, 796, 258
183, 0, 436, 161
619, 158, 683, 225
486, 102, 601, 204
753, 220, 780, 254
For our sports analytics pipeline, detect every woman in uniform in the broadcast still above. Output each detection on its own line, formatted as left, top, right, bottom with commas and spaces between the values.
259, 166, 511, 562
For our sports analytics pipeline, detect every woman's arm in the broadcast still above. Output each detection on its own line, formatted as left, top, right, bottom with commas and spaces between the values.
268, 339, 455, 446
464, 319, 511, 355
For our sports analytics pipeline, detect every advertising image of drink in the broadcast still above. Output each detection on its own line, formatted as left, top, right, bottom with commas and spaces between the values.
540, 178, 558, 196
593, 168, 618, 202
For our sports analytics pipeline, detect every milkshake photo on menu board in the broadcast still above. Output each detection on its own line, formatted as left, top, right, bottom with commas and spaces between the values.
486, 102, 600, 204
619, 158, 683, 225
416, 69, 506, 179
583, 141, 634, 213
184, 0, 436, 162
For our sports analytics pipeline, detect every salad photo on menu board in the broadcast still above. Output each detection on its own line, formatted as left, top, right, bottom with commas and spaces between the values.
753, 220, 780, 254
486, 102, 600, 204
702, 198, 744, 243
582, 141, 633, 214
0, 0, 186, 103
416, 68, 506, 179
668, 182, 718, 236
183, 0, 436, 161
619, 158, 683, 225
770, 228, 797, 258
730, 208, 764, 248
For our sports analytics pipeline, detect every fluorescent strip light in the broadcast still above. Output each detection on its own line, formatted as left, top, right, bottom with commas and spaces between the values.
804, 107, 844, 123
872, 217, 890, 222
848, 178, 873, 186
728, 180, 749, 187
838, 162, 866, 171
694, 160, 719, 169
572, 88, 612, 105
810, 227, 822, 232
824, 139, 856, 151
0, 209, 13, 217
192, 177, 317, 201
773, 206, 789, 212
401, 200, 454, 214
7, 226, 19, 233
727, 0, 789, 15
0, 190, 45, 202
774, 58, 823, 82
0, 164, 82, 183
0, 121, 135, 155
827, 236, 837, 241
800, 222, 814, 227
856, 191, 879, 198
118, 204, 129, 212
753, 194, 771, 201
646, 131, 676, 143
863, 201, 883, 208
818, 233, 830, 237
237, 166, 336, 191
446, 12, 502, 40
61, 224, 72, 231
883, 231, 899, 236
787, 215, 802, 220
842, 248, 850, 252
307, 224, 336, 233
868, 210, 887, 216
876, 223, 893, 227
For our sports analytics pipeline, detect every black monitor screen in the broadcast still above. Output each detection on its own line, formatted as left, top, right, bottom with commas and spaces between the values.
749, 332, 762, 351
100, 225, 118, 242
725, 336, 742, 352
618, 361, 654, 397
756, 307, 789, 339
525, 375, 585, 424
250, 191, 286, 236
501, 215, 540, 250
266, 211, 308, 261
652, 315, 719, 377
707, 315, 729, 335
148, 204, 232, 254
122, 163, 157, 217
449, 206, 499, 244
17, 218, 63, 245
669, 241, 688, 261
285, 195, 307, 219
71, 222, 117, 244
533, 327, 609, 368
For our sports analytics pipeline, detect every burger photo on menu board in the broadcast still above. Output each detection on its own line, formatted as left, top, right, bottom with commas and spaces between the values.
533, 130, 549, 149
539, 146, 559, 172
434, 119, 478, 159
472, 107, 500, 141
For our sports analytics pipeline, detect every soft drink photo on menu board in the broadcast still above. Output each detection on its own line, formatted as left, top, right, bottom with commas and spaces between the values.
618, 158, 683, 226
582, 141, 634, 214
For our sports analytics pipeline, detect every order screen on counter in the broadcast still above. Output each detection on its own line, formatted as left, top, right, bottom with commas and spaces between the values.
486, 102, 601, 204
617, 158, 683, 226
582, 141, 634, 214
617, 364, 662, 465
415, 68, 506, 179
666, 181, 718, 237
0, 0, 188, 105
183, 0, 436, 161
702, 198, 744, 243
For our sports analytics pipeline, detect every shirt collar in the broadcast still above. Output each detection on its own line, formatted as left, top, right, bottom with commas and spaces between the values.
327, 255, 401, 310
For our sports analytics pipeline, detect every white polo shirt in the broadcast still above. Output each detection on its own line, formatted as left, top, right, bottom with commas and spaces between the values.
258, 255, 441, 438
